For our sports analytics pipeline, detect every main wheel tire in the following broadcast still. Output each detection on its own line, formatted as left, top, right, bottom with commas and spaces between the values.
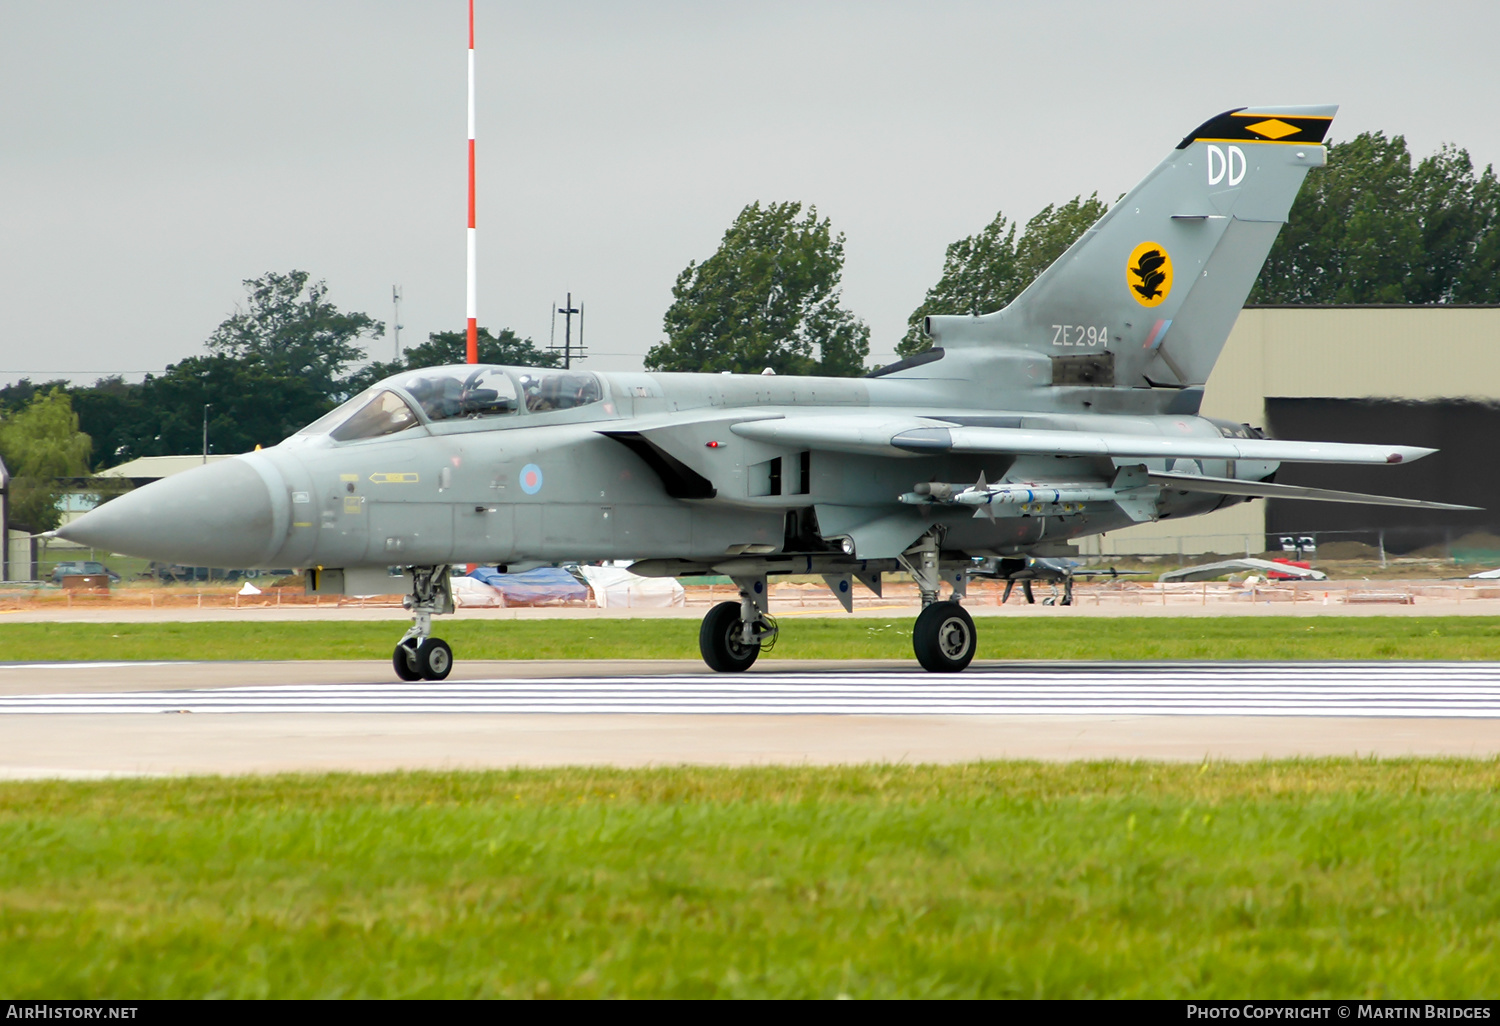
699, 600, 761, 672
393, 641, 422, 681
912, 601, 977, 673
416, 637, 453, 681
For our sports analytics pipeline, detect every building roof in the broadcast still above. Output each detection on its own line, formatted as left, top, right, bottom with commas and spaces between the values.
96, 454, 237, 480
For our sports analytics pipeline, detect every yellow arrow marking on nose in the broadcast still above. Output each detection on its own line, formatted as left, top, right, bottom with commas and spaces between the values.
369, 472, 419, 484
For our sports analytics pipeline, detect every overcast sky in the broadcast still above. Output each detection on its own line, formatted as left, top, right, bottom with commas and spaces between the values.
4, 0, 1499, 388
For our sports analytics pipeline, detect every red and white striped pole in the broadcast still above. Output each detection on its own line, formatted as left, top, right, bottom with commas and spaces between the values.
465, 0, 478, 364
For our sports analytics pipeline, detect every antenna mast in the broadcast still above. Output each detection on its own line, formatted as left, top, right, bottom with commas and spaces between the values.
551, 293, 586, 370
392, 285, 403, 361
465, 0, 478, 364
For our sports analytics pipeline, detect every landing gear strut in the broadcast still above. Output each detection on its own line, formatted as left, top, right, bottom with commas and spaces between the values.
900, 529, 977, 673
393, 565, 454, 681
689, 530, 978, 673
1001, 579, 1037, 604
698, 576, 777, 672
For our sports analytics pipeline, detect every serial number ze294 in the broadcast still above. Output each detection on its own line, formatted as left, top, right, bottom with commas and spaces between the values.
1052, 324, 1109, 347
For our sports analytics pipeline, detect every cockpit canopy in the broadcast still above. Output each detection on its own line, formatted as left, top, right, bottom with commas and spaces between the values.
330, 390, 420, 442
294, 365, 605, 443
514, 370, 603, 413
401, 366, 520, 421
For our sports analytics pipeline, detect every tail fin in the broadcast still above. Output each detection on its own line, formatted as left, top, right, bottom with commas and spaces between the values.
924, 105, 1336, 391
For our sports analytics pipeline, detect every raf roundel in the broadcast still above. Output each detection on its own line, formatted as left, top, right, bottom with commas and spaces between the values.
519, 463, 544, 495
1126, 241, 1173, 308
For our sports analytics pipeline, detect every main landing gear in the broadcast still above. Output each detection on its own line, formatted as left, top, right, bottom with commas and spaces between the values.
697, 576, 777, 672
692, 529, 979, 674
912, 602, 977, 673
393, 565, 455, 681
899, 529, 977, 673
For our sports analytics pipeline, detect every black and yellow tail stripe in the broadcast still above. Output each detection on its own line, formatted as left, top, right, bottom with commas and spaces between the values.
1176, 108, 1333, 149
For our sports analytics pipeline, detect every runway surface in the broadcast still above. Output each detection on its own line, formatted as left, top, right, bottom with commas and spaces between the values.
4, 662, 1500, 718
2, 660, 1498, 776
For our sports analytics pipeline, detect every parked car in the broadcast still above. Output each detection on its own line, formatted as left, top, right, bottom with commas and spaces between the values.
147, 563, 255, 583
50, 561, 121, 584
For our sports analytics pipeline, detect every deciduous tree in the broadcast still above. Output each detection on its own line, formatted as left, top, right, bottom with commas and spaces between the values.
897, 194, 1107, 357
68, 359, 333, 467
142, 355, 333, 456
0, 389, 93, 532
1250, 133, 1500, 304
646, 202, 869, 376
206, 270, 384, 397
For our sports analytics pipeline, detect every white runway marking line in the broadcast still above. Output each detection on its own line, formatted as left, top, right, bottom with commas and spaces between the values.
2, 663, 1500, 717
0, 662, 177, 671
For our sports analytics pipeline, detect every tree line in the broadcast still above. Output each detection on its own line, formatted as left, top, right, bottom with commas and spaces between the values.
0, 271, 560, 530
895, 132, 1500, 356
2, 130, 1494, 531
653, 131, 1500, 366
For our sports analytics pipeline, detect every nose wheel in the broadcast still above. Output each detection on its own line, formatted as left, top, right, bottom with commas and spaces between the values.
394, 637, 453, 681
394, 641, 421, 681
392, 565, 456, 682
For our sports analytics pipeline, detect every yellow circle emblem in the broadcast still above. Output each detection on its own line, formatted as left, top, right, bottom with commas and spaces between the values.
1126, 241, 1173, 308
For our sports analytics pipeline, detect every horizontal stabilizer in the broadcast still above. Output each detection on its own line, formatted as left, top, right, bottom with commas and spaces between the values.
731, 416, 1436, 466
1150, 471, 1480, 510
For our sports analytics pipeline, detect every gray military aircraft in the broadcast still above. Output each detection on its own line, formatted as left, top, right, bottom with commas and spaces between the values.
55, 104, 1477, 678
974, 556, 1147, 607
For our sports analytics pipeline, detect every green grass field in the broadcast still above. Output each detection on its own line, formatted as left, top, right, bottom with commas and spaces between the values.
5, 616, 1500, 662
2, 761, 1497, 998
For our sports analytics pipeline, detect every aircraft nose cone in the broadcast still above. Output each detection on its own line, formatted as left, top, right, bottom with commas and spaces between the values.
56, 457, 284, 567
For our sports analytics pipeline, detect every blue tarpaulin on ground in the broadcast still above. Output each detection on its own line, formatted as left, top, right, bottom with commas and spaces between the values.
465, 566, 586, 605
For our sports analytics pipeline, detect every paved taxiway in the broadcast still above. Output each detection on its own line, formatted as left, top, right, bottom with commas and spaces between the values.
1, 660, 1497, 777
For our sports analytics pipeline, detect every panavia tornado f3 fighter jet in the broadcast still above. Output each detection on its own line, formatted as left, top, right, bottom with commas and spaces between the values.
56, 104, 1477, 678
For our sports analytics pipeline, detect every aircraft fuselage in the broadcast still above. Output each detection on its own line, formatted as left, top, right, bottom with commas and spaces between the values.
231, 364, 1246, 573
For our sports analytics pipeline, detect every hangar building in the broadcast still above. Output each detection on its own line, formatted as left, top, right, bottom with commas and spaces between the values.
1092, 306, 1500, 559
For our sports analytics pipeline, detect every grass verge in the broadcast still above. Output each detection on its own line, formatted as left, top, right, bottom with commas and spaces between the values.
1, 761, 1497, 997
3, 616, 1500, 662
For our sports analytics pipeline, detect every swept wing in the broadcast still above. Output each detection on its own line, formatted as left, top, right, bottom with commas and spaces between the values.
730, 415, 1434, 466
1149, 471, 1477, 511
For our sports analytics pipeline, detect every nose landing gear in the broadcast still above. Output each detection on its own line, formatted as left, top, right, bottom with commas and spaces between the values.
393, 565, 455, 681
394, 636, 453, 681
697, 576, 777, 672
